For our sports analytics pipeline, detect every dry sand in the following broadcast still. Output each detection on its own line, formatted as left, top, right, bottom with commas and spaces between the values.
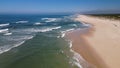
67, 15, 120, 68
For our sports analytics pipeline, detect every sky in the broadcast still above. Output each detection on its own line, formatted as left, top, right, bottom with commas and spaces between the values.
0, 0, 120, 14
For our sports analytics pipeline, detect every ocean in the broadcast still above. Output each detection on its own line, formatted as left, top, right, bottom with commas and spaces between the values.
0, 14, 89, 68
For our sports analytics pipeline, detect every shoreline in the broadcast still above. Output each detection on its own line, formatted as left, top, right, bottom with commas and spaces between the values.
66, 15, 120, 68
66, 27, 105, 68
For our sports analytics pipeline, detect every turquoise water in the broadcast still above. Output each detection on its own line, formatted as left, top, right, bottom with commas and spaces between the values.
0, 14, 88, 68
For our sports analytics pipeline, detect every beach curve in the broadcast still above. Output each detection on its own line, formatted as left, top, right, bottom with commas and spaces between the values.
66, 15, 120, 68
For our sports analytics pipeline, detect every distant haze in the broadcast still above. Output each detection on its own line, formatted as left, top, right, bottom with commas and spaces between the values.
0, 0, 120, 14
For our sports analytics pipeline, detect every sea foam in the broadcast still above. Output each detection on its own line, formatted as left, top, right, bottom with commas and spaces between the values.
16, 21, 28, 23
67, 39, 91, 68
60, 28, 74, 38
68, 41, 83, 68
29, 26, 61, 33
42, 18, 61, 22
4, 32, 12, 36
0, 41, 25, 54
0, 26, 61, 54
0, 23, 9, 27
0, 35, 34, 54
34, 22, 42, 25
0, 28, 9, 33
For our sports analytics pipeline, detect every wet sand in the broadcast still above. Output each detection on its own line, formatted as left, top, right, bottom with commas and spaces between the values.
66, 15, 120, 68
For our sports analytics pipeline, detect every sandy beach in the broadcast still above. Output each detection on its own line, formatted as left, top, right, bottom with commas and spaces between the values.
67, 15, 120, 68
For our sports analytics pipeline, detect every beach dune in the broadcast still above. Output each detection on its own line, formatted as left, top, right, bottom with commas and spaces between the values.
67, 15, 120, 68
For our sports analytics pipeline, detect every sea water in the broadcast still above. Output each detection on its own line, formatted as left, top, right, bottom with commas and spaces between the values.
0, 14, 89, 68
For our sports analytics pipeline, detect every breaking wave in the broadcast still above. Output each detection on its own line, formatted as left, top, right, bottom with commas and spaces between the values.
16, 21, 28, 24
41, 15, 77, 23
41, 18, 61, 22
38, 26, 61, 32
20, 26, 61, 33
0, 23, 9, 27
0, 28, 9, 33
4, 32, 12, 36
67, 35, 92, 68
0, 41, 25, 54
34, 22, 42, 25
0, 35, 34, 54
80, 22, 91, 27
0, 14, 92, 68
60, 28, 75, 38
0, 26, 61, 54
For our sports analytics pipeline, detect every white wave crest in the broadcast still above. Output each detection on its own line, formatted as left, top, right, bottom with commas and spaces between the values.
61, 28, 74, 38
16, 21, 28, 23
83, 23, 91, 27
68, 40, 91, 68
69, 41, 72, 48
34, 22, 42, 25
0, 41, 25, 54
0, 28, 9, 33
14, 41, 25, 47
69, 24, 77, 27
42, 18, 61, 22
66, 40, 83, 68
0, 23, 9, 27
4, 32, 12, 36
8, 35, 34, 41
0, 25, 61, 54
71, 49, 83, 68
61, 33, 65, 38
0, 35, 34, 54
19, 35, 34, 40
27, 26, 61, 33
37, 26, 61, 32
41, 15, 78, 23
80, 22, 91, 27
